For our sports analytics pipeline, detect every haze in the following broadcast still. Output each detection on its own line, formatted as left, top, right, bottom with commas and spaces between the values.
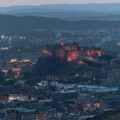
1, 0, 120, 7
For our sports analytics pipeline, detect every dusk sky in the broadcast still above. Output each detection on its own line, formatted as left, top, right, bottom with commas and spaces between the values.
1, 0, 120, 7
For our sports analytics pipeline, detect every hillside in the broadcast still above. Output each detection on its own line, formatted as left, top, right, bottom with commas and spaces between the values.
1, 4, 120, 20
1, 15, 120, 33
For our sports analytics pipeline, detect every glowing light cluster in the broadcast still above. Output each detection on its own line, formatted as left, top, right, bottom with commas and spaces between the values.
41, 43, 105, 64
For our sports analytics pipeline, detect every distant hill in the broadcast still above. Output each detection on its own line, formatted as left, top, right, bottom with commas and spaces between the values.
1, 15, 120, 32
1, 4, 120, 20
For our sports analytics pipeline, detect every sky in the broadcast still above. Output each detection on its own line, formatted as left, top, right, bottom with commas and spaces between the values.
0, 0, 120, 7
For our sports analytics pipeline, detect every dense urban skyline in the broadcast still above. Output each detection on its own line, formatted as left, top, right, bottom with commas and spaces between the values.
0, 0, 120, 7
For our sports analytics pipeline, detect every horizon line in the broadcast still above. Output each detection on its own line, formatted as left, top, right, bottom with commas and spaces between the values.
1, 2, 120, 7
